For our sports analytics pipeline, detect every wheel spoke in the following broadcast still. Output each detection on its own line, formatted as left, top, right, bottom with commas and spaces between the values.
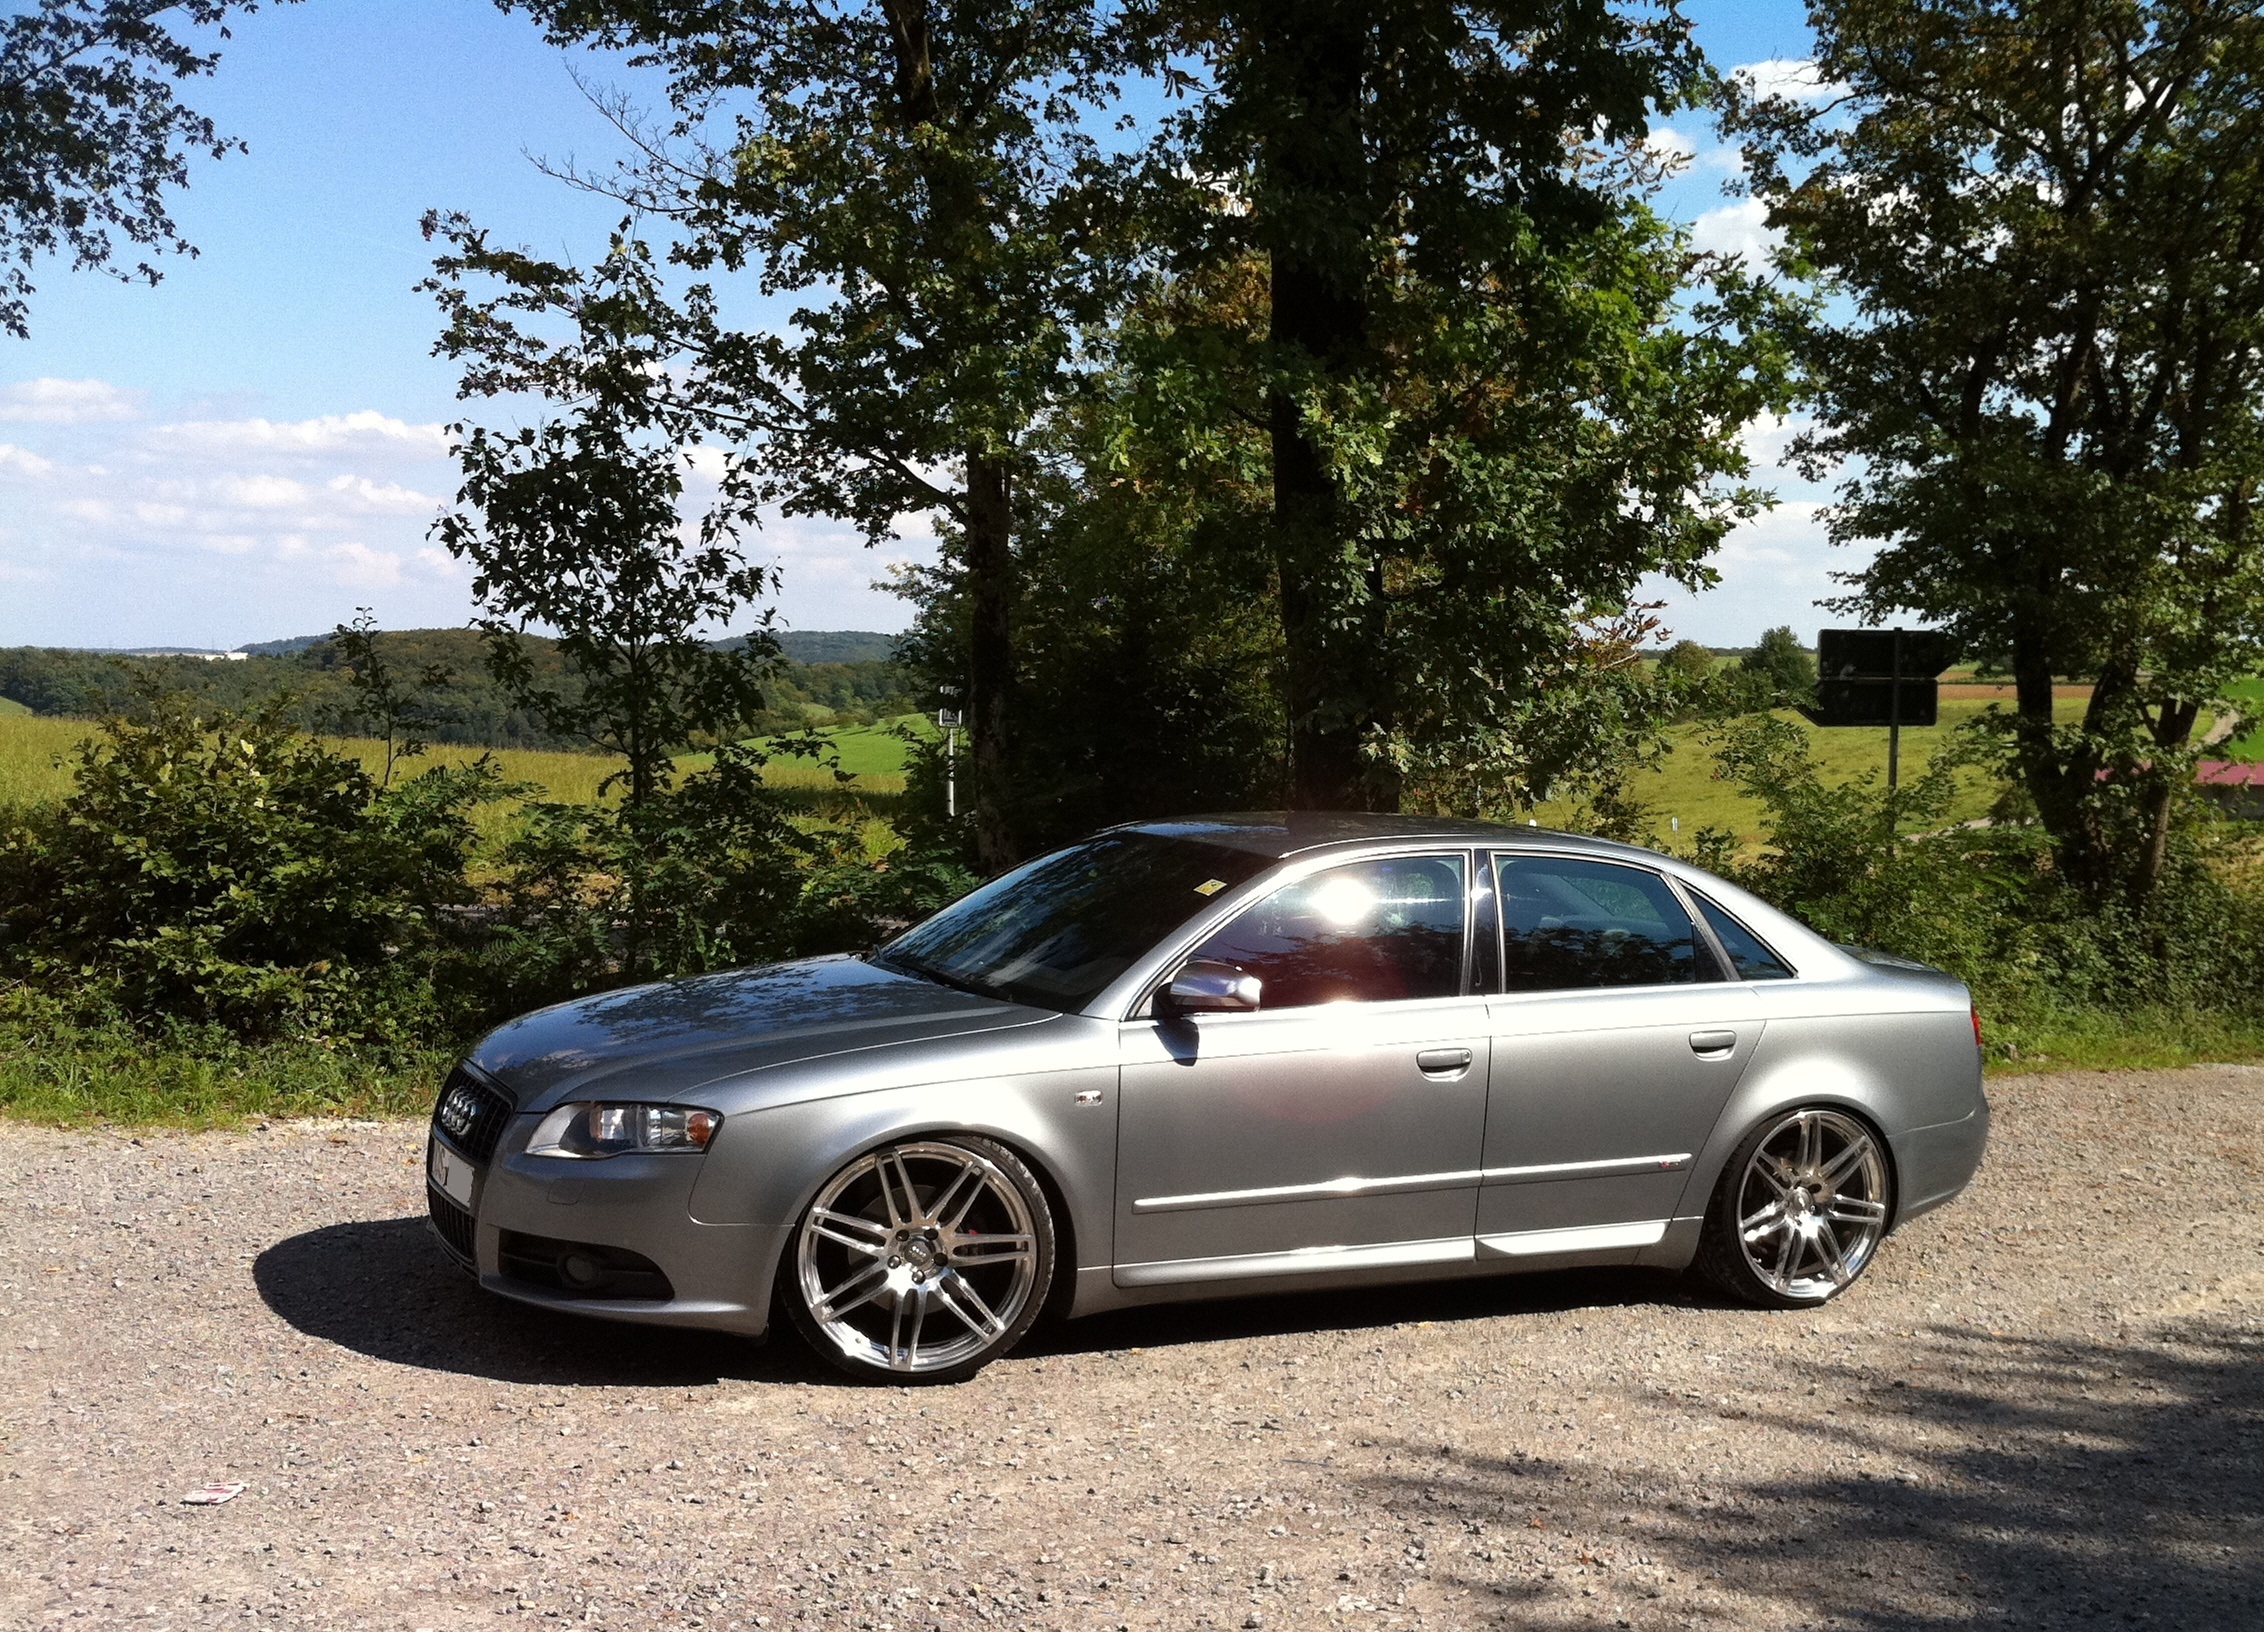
1821, 1138, 1873, 1187
930, 1272, 1003, 1340
1815, 1222, 1852, 1285
1740, 1203, 1789, 1245
814, 1259, 889, 1323
1750, 1162, 1792, 1200
926, 1158, 983, 1230
1771, 1221, 1801, 1287
1796, 1113, 1821, 1174
1827, 1196, 1887, 1227
808, 1208, 891, 1256
948, 1232, 1034, 1264
888, 1287, 928, 1371
879, 1152, 921, 1228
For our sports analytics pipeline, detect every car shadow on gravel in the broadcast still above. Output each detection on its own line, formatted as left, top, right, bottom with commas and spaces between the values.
1025, 1264, 1714, 1358
254, 1217, 813, 1386
1346, 1318, 2264, 1629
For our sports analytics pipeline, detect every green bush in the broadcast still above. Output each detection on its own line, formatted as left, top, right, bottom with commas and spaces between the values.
1684, 714, 2264, 1059
472, 743, 979, 1013
0, 698, 504, 1040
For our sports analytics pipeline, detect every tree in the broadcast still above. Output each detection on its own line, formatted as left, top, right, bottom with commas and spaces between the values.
1657, 639, 1719, 686
1738, 624, 1815, 703
463, 0, 1134, 871
329, 610, 455, 788
1737, 0, 2264, 902
1136, 0, 1789, 810
427, 235, 778, 809
0, 1, 287, 339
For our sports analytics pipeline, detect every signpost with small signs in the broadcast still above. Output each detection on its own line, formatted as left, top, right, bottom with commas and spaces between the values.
1800, 628, 1960, 791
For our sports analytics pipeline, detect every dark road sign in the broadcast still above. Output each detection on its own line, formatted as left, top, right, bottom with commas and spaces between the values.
1801, 628, 1960, 792
1817, 628, 1959, 683
1812, 677, 1941, 727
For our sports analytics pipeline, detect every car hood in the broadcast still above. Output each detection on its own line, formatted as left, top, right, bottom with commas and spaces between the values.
467, 954, 1055, 1110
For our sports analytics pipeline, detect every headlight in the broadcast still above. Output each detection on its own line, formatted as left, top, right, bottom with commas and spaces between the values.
526, 1102, 721, 1159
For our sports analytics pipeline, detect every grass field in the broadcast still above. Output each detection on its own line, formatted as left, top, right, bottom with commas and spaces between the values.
2225, 677, 2264, 759
0, 712, 929, 835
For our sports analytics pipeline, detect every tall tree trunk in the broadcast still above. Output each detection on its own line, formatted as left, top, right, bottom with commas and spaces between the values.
965, 450, 1018, 871
880, 0, 1020, 866
1258, 8, 1396, 812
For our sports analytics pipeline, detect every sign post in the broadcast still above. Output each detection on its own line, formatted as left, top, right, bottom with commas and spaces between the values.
936, 707, 963, 818
1801, 628, 1960, 795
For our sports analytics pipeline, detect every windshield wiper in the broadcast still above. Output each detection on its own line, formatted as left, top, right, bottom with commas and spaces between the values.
871, 949, 1002, 1002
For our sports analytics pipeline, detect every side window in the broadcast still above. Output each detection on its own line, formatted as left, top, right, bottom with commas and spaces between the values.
1692, 892, 1798, 980
1189, 854, 1467, 1008
1496, 856, 1719, 992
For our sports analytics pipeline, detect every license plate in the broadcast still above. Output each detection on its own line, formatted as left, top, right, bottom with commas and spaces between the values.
428, 1135, 476, 1209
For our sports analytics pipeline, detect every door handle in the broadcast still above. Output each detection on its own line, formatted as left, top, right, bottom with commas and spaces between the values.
1417, 1047, 1474, 1076
1689, 1029, 1738, 1058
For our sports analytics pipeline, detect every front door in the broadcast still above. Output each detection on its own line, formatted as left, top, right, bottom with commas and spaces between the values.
1478, 854, 1762, 1258
1115, 853, 1489, 1286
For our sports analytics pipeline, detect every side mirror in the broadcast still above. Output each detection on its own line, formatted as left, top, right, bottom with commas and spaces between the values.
1154, 958, 1261, 1019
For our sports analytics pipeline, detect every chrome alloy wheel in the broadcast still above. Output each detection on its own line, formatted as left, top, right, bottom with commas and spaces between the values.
794, 1141, 1041, 1376
1734, 1109, 1890, 1301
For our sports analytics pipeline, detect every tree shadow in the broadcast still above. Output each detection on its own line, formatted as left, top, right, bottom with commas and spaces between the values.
253, 1216, 819, 1387
1026, 1265, 1715, 1358
1342, 1318, 2264, 1628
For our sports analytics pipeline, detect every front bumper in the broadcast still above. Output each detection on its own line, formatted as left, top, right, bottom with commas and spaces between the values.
426, 1110, 784, 1339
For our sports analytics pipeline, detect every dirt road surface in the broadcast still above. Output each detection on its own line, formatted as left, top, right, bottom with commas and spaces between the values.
4, 1067, 2261, 1630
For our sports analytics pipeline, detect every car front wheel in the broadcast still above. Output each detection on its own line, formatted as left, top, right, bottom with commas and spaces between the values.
786, 1136, 1055, 1383
1697, 1107, 1893, 1308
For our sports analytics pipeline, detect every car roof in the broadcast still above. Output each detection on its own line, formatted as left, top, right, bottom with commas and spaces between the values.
1104, 812, 1656, 862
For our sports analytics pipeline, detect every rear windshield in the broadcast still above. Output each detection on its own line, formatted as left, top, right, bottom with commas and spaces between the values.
876, 832, 1274, 1012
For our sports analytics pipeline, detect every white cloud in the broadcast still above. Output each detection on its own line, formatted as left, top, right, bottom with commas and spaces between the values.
0, 442, 55, 477
0, 388, 926, 646
1733, 58, 1846, 105
1692, 198, 1780, 262
150, 410, 448, 460
0, 377, 144, 424
1645, 126, 1698, 172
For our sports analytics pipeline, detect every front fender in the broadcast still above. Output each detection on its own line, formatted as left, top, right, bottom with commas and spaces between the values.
685, 1063, 1120, 1317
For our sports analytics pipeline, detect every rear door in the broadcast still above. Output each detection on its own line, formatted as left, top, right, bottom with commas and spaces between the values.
1478, 855, 1762, 1259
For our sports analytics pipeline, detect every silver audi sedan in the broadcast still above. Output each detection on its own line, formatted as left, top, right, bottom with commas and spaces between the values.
425, 814, 1989, 1382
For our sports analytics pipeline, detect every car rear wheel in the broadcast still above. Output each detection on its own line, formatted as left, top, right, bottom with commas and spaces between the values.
1697, 1107, 1893, 1308
786, 1136, 1055, 1383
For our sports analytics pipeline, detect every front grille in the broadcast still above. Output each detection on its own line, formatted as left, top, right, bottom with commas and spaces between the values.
427, 1184, 477, 1264
498, 1230, 675, 1301
431, 1062, 513, 1162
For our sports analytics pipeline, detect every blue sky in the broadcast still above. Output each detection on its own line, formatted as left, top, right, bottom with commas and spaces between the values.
0, 0, 1837, 649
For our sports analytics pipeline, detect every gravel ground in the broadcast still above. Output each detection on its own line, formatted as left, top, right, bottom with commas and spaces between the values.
3, 1066, 2261, 1632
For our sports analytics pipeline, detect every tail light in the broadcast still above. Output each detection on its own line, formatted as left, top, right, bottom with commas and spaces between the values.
1971, 1004, 1985, 1050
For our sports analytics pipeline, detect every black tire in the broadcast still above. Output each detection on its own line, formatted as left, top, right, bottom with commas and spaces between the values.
784, 1134, 1056, 1384
1695, 1106, 1895, 1309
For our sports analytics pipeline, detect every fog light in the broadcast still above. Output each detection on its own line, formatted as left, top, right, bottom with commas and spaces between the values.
559, 1252, 607, 1289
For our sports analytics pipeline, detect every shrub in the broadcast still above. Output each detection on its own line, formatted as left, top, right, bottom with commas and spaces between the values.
1683, 714, 2264, 1054
0, 698, 504, 1040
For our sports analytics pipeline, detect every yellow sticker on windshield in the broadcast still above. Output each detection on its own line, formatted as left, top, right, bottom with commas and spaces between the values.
1193, 878, 1227, 896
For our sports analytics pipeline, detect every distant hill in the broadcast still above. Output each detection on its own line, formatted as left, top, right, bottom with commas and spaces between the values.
237, 634, 327, 657
0, 625, 915, 746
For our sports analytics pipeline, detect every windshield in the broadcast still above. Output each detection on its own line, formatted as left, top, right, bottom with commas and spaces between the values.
876, 832, 1275, 1012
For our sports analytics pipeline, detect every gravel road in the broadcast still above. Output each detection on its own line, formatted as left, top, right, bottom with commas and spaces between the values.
4, 1066, 2261, 1631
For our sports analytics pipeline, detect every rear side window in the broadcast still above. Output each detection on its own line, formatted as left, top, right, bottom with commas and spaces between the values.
1693, 893, 1798, 980
1496, 856, 1719, 992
